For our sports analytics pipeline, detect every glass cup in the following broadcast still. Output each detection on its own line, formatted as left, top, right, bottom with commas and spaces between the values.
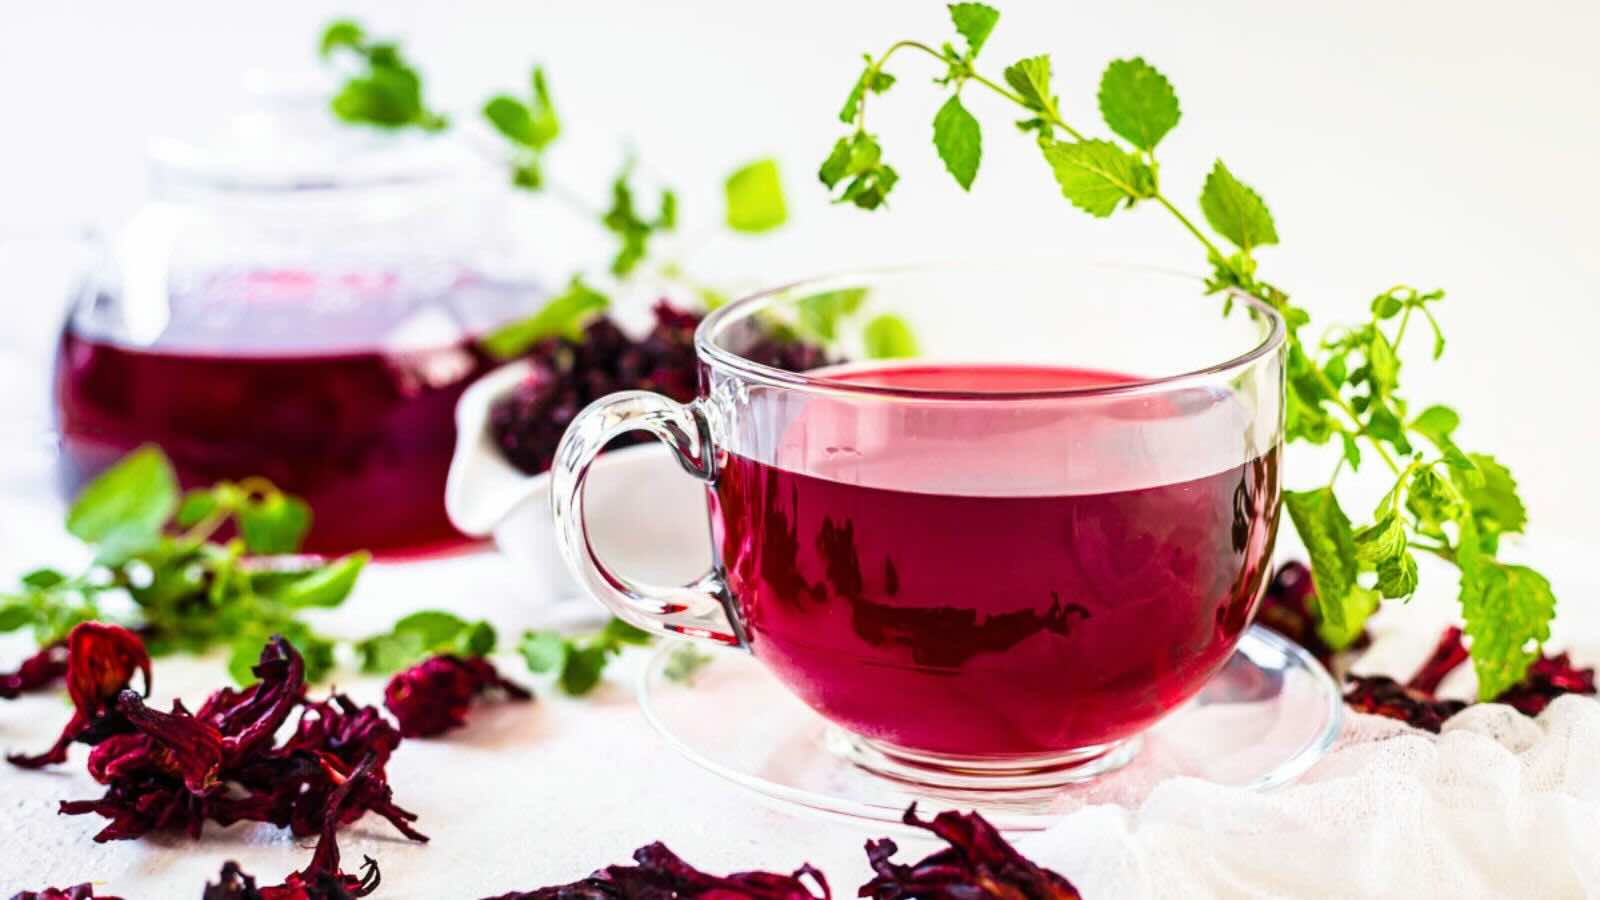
552, 259, 1286, 786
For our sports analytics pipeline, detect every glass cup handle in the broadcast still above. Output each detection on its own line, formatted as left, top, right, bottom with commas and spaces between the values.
550, 390, 745, 648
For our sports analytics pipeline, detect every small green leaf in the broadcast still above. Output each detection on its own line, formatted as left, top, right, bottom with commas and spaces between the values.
455, 620, 498, 658
267, 551, 367, 609
1096, 57, 1180, 151
480, 276, 610, 360
1283, 487, 1373, 646
1410, 405, 1461, 448
483, 95, 535, 144
20, 569, 67, 590
238, 494, 312, 555
176, 489, 222, 527
68, 446, 178, 561
0, 600, 33, 633
1353, 514, 1407, 568
932, 95, 982, 191
527, 67, 560, 148
1458, 454, 1528, 539
663, 644, 714, 684
862, 314, 919, 359
948, 3, 1000, 56
724, 159, 788, 233
1367, 330, 1400, 395
1003, 56, 1054, 114
1458, 530, 1556, 700
1199, 160, 1279, 252
1041, 139, 1155, 217
1339, 432, 1362, 472
796, 289, 868, 342
319, 20, 365, 58
1375, 552, 1419, 599
600, 617, 653, 647
840, 54, 896, 125
559, 644, 611, 695
518, 630, 568, 673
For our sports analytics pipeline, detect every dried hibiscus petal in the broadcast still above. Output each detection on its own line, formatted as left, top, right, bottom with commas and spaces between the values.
0, 641, 69, 699
485, 841, 830, 900
203, 857, 381, 900
1495, 651, 1596, 716
861, 805, 1082, 900
1343, 675, 1467, 734
8, 623, 151, 769
384, 654, 532, 738
7, 887, 123, 900
1404, 626, 1470, 695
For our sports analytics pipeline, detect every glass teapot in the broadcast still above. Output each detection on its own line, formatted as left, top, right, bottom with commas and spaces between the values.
50, 74, 546, 556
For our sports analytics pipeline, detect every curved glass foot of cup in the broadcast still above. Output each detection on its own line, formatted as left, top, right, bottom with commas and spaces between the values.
826, 729, 1141, 791
638, 625, 1344, 832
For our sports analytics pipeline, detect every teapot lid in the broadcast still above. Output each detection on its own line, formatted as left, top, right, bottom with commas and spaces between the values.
146, 68, 483, 193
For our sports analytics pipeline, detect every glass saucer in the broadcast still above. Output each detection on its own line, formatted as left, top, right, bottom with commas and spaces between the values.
637, 625, 1343, 832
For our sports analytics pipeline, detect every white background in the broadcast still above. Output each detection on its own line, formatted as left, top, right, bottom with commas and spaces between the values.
3, 1, 1597, 536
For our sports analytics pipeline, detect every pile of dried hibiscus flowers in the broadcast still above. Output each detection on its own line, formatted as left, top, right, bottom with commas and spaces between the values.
1259, 561, 1596, 732
6, 623, 1087, 899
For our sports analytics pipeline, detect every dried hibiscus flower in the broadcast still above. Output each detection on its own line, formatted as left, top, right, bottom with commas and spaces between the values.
861, 805, 1082, 900
8, 887, 123, 900
484, 841, 831, 900
204, 855, 381, 900
0, 641, 69, 699
1346, 626, 1596, 732
384, 654, 532, 737
1497, 651, 1596, 716
7, 622, 151, 769
28, 635, 423, 895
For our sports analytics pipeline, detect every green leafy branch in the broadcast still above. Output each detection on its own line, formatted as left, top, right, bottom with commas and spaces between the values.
318, 20, 790, 360
820, 3, 1553, 697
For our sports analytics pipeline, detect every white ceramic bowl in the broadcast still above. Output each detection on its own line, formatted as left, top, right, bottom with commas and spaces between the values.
445, 360, 712, 600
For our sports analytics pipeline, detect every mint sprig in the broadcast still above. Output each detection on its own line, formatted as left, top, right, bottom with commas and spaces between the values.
517, 618, 653, 696
820, 6, 1555, 697
319, 21, 447, 132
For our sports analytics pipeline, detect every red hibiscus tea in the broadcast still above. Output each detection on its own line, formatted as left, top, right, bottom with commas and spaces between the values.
710, 363, 1281, 761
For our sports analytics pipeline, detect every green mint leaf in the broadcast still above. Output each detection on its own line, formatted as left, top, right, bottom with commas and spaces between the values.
1410, 405, 1460, 448
1339, 432, 1362, 471
1353, 514, 1407, 568
0, 600, 32, 633
1004, 55, 1055, 114
268, 551, 368, 609
176, 489, 222, 528
796, 289, 868, 342
20, 568, 67, 591
358, 608, 472, 673
560, 643, 612, 695
932, 94, 982, 191
601, 165, 676, 275
527, 67, 560, 148
1199, 160, 1279, 252
663, 644, 714, 685
840, 54, 896, 124
863, 314, 919, 359
319, 20, 365, 58
518, 629, 569, 673
1366, 330, 1400, 395
68, 445, 178, 562
1283, 487, 1373, 646
1375, 552, 1419, 599
1096, 57, 1180, 151
600, 617, 653, 647
455, 620, 498, 658
484, 95, 535, 144
1457, 529, 1556, 700
820, 133, 878, 188
948, 3, 1000, 57
1458, 454, 1528, 540
1041, 139, 1155, 217
724, 159, 788, 234
480, 276, 610, 360
238, 493, 312, 555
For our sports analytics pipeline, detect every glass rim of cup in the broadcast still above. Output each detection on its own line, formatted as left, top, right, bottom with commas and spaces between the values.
697, 255, 1285, 403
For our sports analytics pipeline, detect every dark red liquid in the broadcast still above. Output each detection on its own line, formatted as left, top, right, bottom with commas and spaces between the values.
711, 363, 1280, 760
54, 332, 496, 557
